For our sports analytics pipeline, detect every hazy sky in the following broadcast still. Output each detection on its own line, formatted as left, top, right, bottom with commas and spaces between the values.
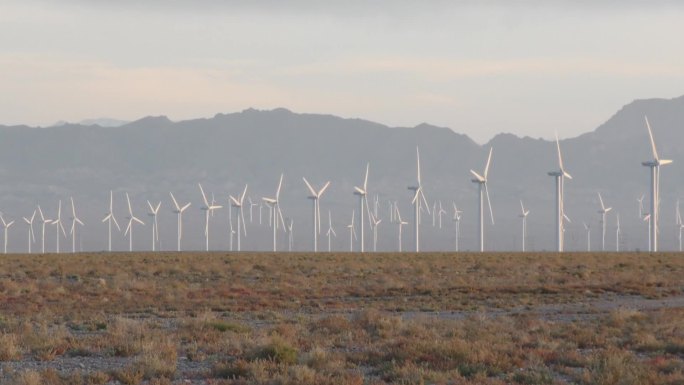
1, 1, 683, 142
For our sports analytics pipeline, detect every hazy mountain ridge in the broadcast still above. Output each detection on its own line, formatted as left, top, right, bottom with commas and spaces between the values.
1, 96, 683, 252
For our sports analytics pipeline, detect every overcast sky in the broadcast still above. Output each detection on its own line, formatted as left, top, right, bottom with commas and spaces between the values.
1, 1, 683, 142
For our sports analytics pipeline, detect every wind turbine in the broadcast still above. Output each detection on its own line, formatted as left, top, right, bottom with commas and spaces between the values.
287, 219, 294, 252
22, 210, 36, 253
437, 201, 446, 229
470, 147, 495, 252
303, 178, 331, 252
615, 213, 621, 252
346, 210, 357, 252
248, 197, 258, 224
52, 201, 66, 253
228, 204, 235, 251
1, 215, 14, 253
519, 200, 530, 252
394, 203, 408, 252
199, 183, 223, 251
169, 192, 191, 252
547, 134, 572, 252
262, 174, 285, 252
370, 212, 382, 252
124, 193, 145, 252
147, 200, 161, 251
353, 164, 371, 252
452, 203, 462, 252
597, 193, 612, 252
37, 206, 52, 253
583, 222, 591, 252
229, 184, 249, 252
642, 116, 672, 252
101, 191, 120, 252
69, 197, 84, 253
325, 210, 336, 252
408, 148, 430, 252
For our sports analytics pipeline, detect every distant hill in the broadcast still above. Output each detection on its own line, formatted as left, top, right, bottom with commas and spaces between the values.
1, 96, 683, 252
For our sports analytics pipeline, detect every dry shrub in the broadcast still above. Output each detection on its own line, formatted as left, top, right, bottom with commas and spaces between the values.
586, 349, 653, 385
19, 322, 71, 361
111, 366, 144, 385
0, 333, 22, 360
212, 359, 251, 379
134, 336, 178, 379
250, 337, 299, 365
107, 317, 147, 357
85, 371, 110, 385
12, 370, 42, 385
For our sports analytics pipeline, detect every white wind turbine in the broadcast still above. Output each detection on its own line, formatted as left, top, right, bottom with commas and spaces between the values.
615, 213, 621, 252
370, 212, 382, 252
597, 193, 612, 252
248, 197, 258, 224
408, 148, 430, 252
470, 147, 495, 252
101, 191, 120, 252
199, 183, 223, 251
325, 210, 336, 252
23, 210, 36, 253
1, 214, 14, 254
303, 178, 331, 252
642, 116, 672, 252
229, 184, 249, 252
69, 197, 84, 253
432, 201, 437, 227
346, 210, 357, 252
169, 192, 191, 252
287, 219, 294, 252
519, 200, 530, 252
262, 174, 286, 252
637, 194, 651, 251
452, 203, 462, 252
437, 201, 446, 229
583, 222, 591, 252
37, 206, 52, 253
394, 203, 408, 252
353, 164, 371, 252
147, 200, 161, 251
228, 204, 235, 251
124, 193, 145, 252
548, 134, 572, 252
52, 201, 66, 253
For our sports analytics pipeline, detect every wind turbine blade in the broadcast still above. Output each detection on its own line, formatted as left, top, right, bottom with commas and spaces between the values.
229, 196, 240, 206
354, 186, 365, 195
76, 218, 84, 226
484, 147, 493, 179
112, 215, 121, 231
102, 214, 111, 223
59, 221, 66, 237
278, 206, 286, 230
181, 202, 191, 212
598, 193, 605, 210
240, 184, 249, 203
38, 205, 45, 221
147, 200, 154, 212
133, 216, 145, 225
70, 197, 76, 217
241, 208, 247, 237
420, 189, 430, 214
125, 221, 131, 236
520, 200, 525, 214
276, 173, 284, 200
170, 192, 181, 211
318, 181, 331, 197
126, 193, 133, 215
302, 177, 317, 197
645, 115, 659, 160
416, 147, 421, 185
155, 202, 161, 213
485, 183, 494, 225
198, 183, 209, 206
363, 163, 369, 191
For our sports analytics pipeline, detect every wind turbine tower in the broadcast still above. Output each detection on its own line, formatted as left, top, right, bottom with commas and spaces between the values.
641, 116, 672, 252
470, 147, 494, 252
547, 134, 572, 252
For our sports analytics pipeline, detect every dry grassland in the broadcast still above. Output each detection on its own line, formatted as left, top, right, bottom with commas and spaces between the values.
0, 252, 683, 384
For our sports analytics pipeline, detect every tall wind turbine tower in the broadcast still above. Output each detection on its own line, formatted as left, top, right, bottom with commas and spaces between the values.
199, 183, 223, 251
262, 174, 285, 252
547, 134, 572, 252
170, 192, 191, 252
303, 178, 330, 252
22, 210, 36, 253
229, 184, 249, 252
346, 210, 356, 252
408, 148, 429, 252
641, 116, 672, 252
519, 200, 530, 252
615, 213, 621, 252
470, 147, 494, 252
146, 201, 161, 251
325, 210, 336, 252
52, 201, 66, 253
353, 164, 370, 252
101, 191, 120, 252
1, 215, 14, 254
677, 200, 684, 252
583, 223, 591, 252
124, 193, 145, 252
452, 203, 462, 252
597, 193, 612, 252
69, 197, 84, 253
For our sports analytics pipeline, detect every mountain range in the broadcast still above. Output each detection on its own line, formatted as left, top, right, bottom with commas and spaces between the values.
1, 95, 683, 252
